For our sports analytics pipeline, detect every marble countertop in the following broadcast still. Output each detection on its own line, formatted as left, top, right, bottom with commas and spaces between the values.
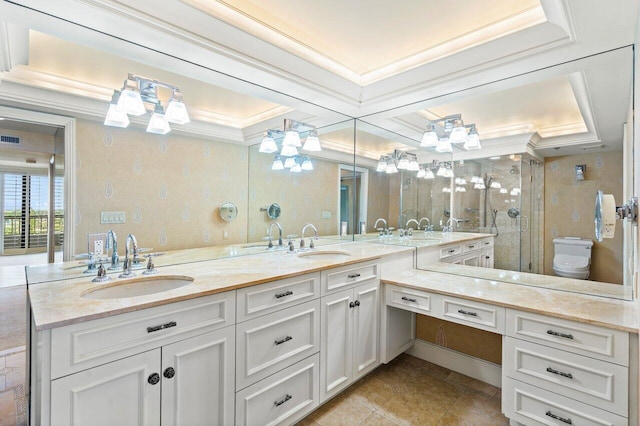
420, 262, 632, 300
382, 269, 638, 333
29, 242, 414, 331
355, 231, 493, 248
0, 265, 27, 288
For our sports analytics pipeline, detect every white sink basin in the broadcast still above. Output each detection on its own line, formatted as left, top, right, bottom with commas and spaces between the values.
297, 250, 352, 260
82, 275, 194, 299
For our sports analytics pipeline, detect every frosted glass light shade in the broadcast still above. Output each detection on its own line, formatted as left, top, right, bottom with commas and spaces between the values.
463, 133, 481, 150
259, 136, 278, 153
376, 159, 387, 172
421, 131, 439, 147
407, 159, 420, 171
290, 162, 302, 173
272, 155, 284, 170
280, 144, 298, 157
397, 156, 409, 170
104, 104, 130, 128
449, 126, 468, 144
302, 133, 321, 151
416, 169, 426, 178
435, 138, 452, 153
146, 108, 171, 135
283, 130, 301, 147
117, 89, 146, 116
165, 100, 190, 124
490, 181, 502, 189
424, 169, 435, 179
284, 157, 296, 168
385, 162, 398, 174
301, 157, 313, 170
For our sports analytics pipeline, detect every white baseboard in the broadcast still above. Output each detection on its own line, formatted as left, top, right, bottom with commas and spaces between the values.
406, 339, 502, 387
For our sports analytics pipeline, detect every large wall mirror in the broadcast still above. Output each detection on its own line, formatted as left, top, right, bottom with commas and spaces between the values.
358, 46, 634, 299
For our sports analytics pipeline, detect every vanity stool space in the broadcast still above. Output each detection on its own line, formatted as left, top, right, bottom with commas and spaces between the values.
380, 271, 638, 426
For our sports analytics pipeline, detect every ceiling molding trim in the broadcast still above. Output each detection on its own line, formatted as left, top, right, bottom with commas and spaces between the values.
540, 0, 577, 42
567, 71, 599, 137
0, 21, 29, 72
360, 6, 548, 86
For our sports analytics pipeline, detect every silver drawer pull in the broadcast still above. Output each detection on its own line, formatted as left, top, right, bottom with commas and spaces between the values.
347, 273, 361, 279
147, 321, 177, 333
547, 330, 574, 339
546, 367, 573, 379
274, 336, 293, 346
274, 394, 292, 407
275, 290, 293, 299
401, 296, 417, 303
457, 309, 478, 317
468, 245, 476, 249
448, 249, 456, 253
546, 410, 572, 424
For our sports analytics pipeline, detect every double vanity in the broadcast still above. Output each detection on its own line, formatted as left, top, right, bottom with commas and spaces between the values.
27, 233, 638, 426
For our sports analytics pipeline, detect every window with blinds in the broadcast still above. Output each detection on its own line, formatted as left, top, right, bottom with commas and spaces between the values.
2, 173, 64, 251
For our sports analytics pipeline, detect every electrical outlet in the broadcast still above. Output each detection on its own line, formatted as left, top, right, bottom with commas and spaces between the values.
94, 240, 104, 256
87, 233, 107, 256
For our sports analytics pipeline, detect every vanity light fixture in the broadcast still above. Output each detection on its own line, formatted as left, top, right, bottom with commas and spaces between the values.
280, 144, 298, 157
421, 114, 480, 152
500, 188, 508, 194
407, 157, 420, 171
105, 73, 190, 134
416, 168, 426, 178
290, 161, 302, 173
424, 168, 435, 179
397, 154, 410, 170
259, 119, 321, 173
455, 186, 467, 192
386, 160, 399, 174
490, 180, 502, 189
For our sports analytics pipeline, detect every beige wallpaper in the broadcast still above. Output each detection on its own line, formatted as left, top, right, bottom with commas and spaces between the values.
247, 146, 340, 242
366, 171, 391, 232
544, 152, 623, 284
75, 120, 249, 254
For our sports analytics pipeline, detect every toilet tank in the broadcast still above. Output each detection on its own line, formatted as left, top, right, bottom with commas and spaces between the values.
553, 237, 594, 258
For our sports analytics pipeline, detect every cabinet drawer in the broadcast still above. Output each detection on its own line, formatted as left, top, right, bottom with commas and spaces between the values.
503, 378, 627, 426
236, 272, 320, 322
236, 354, 319, 426
386, 284, 432, 315
506, 309, 629, 366
51, 291, 235, 378
504, 337, 628, 416
463, 241, 481, 253
439, 244, 462, 259
321, 260, 379, 295
236, 299, 320, 390
480, 237, 493, 248
440, 296, 505, 333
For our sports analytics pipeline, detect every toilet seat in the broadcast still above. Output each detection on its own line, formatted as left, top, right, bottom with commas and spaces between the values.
553, 254, 590, 279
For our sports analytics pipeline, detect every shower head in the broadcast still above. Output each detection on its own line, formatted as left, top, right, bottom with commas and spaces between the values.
510, 165, 519, 174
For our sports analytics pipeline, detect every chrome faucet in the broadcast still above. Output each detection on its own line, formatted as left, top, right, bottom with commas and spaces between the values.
118, 234, 138, 278
374, 218, 388, 235
418, 217, 432, 232
106, 229, 120, 270
268, 221, 284, 248
444, 218, 460, 233
405, 219, 419, 230
300, 223, 318, 250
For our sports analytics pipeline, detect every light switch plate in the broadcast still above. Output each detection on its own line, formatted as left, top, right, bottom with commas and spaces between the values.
321, 211, 332, 219
101, 211, 126, 224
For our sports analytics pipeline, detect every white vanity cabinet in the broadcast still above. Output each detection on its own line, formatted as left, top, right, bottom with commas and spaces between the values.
320, 260, 380, 402
502, 309, 633, 425
235, 272, 321, 426
416, 236, 494, 269
36, 291, 237, 426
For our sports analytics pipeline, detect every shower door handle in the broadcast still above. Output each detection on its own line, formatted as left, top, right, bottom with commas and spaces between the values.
518, 216, 529, 233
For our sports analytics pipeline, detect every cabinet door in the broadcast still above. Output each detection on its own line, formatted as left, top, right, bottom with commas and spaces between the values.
320, 288, 353, 402
480, 249, 494, 268
353, 282, 379, 381
161, 327, 235, 426
51, 350, 161, 426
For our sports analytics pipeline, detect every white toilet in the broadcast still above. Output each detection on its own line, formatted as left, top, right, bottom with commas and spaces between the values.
552, 237, 594, 279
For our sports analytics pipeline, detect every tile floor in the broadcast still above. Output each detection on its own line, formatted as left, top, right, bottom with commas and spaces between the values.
297, 354, 509, 426
0, 348, 26, 426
